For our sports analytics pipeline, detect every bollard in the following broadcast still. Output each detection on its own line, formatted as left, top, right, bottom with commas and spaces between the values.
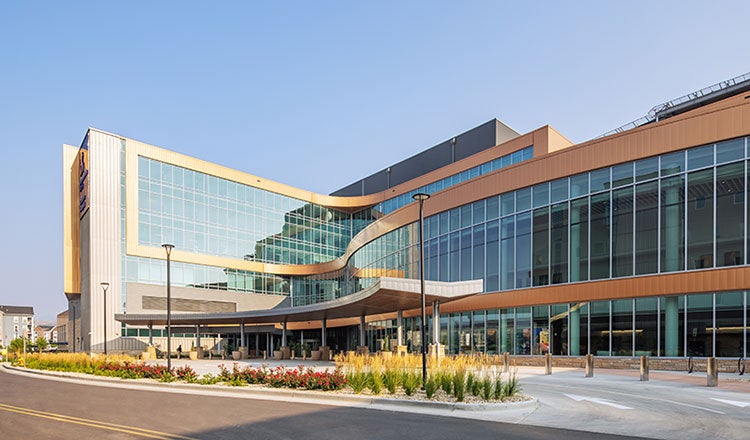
585, 354, 594, 377
544, 353, 552, 375
503, 352, 510, 373
640, 356, 649, 381
707, 357, 718, 387
262, 350, 267, 360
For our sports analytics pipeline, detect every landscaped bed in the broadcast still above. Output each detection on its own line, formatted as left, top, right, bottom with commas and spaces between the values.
9, 352, 526, 403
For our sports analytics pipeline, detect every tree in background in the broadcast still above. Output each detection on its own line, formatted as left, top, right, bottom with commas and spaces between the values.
35, 336, 48, 352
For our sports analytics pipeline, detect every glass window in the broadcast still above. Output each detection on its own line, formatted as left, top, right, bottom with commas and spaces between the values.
500, 217, 515, 290
611, 299, 633, 356
635, 297, 658, 356
661, 151, 685, 176
636, 157, 659, 182
472, 311, 486, 353
590, 168, 611, 192
533, 182, 550, 208
500, 193, 515, 216
687, 294, 713, 357
450, 209, 461, 231
459, 228, 472, 281
485, 220, 499, 292
532, 207, 549, 286
550, 304, 568, 356
473, 200, 485, 224
550, 178, 569, 202
460, 205, 472, 228
635, 182, 659, 275
500, 309, 515, 354
590, 192, 610, 279
660, 175, 685, 272
570, 173, 589, 197
472, 224, 485, 281
449, 314, 460, 355
687, 169, 714, 269
716, 162, 744, 266
486, 196, 499, 220
515, 212, 532, 288
590, 301, 610, 356
550, 203, 568, 284
570, 302, 588, 356
486, 310, 499, 354
661, 296, 684, 357
570, 197, 589, 282
516, 188, 531, 212
688, 145, 714, 170
612, 187, 634, 277
532, 306, 549, 355
714, 291, 743, 357
515, 307, 531, 355
716, 137, 744, 164
612, 163, 633, 188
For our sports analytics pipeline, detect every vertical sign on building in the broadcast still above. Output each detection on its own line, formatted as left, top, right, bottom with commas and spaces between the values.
78, 145, 89, 218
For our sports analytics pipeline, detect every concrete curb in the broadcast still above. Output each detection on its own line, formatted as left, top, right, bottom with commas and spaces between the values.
1, 364, 538, 413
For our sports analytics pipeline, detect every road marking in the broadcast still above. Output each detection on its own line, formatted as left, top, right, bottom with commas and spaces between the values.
564, 393, 633, 410
711, 398, 750, 408
537, 383, 725, 414
0, 403, 199, 440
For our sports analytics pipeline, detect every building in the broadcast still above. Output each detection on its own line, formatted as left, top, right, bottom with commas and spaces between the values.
0, 305, 35, 347
56, 310, 68, 349
63, 72, 750, 360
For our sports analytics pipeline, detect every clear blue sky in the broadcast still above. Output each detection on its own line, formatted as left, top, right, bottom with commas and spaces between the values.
1, 1, 748, 321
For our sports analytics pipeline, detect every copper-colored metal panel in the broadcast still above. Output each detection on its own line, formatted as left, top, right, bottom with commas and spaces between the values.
63, 145, 80, 294
436, 267, 750, 314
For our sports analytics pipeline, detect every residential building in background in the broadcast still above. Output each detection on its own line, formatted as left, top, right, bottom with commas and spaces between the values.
0, 305, 35, 347
63, 72, 750, 360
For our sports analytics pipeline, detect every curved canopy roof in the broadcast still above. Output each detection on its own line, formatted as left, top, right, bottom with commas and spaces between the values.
115, 277, 483, 327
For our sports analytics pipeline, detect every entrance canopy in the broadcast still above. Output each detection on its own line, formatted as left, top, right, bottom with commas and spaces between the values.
115, 277, 483, 327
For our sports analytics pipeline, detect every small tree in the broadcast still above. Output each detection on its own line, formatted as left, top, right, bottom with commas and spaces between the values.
36, 336, 48, 352
9, 337, 26, 353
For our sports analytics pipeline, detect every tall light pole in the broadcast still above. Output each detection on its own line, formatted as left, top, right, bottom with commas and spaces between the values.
100, 282, 109, 355
412, 192, 430, 386
162, 244, 174, 372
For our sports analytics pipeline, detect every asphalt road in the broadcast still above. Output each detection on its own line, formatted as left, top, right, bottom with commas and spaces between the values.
0, 367, 649, 440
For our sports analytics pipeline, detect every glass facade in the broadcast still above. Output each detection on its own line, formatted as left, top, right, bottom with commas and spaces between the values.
137, 156, 352, 265
367, 292, 746, 358
345, 136, 749, 295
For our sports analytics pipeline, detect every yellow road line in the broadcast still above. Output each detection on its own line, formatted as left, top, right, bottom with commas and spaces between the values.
0, 403, 201, 440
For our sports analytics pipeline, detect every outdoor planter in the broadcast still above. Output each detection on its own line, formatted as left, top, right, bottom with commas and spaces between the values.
141, 351, 152, 361
189, 350, 198, 360
273, 350, 282, 360
310, 350, 321, 361
232, 351, 242, 360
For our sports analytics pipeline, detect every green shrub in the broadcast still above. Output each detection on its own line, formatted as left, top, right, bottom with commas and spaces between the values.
424, 375, 439, 399
369, 370, 383, 395
452, 369, 466, 402
471, 376, 481, 397
439, 372, 452, 394
401, 371, 421, 396
383, 369, 400, 394
481, 377, 492, 401
348, 371, 368, 393
503, 373, 520, 398
493, 377, 504, 400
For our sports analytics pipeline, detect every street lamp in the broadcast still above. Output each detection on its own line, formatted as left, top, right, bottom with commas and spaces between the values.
162, 243, 174, 372
412, 192, 430, 387
100, 282, 109, 355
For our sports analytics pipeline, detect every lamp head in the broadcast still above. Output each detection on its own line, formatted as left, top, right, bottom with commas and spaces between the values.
162, 243, 175, 256
412, 192, 430, 201
100, 282, 109, 291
